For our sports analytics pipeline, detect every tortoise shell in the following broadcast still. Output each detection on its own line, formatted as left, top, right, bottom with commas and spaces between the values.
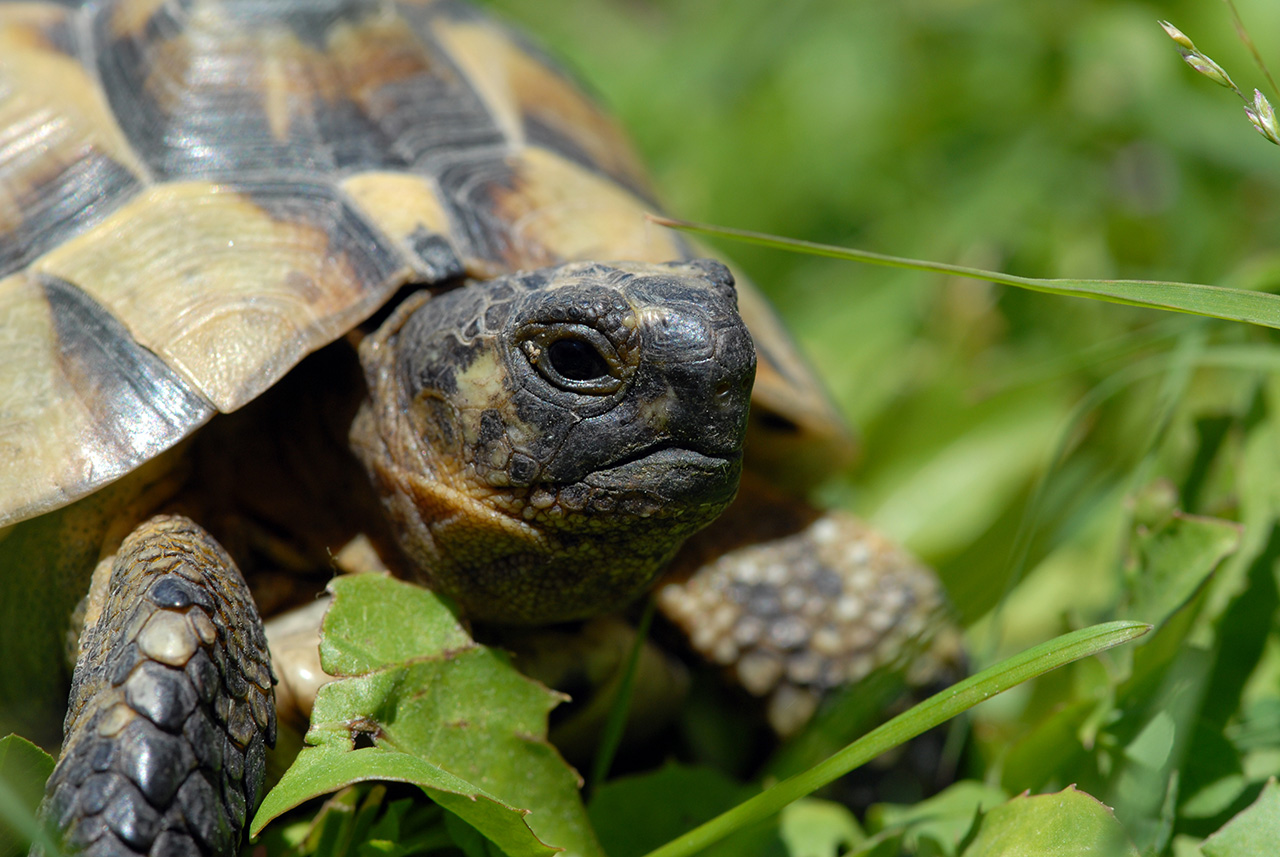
0, 0, 850, 528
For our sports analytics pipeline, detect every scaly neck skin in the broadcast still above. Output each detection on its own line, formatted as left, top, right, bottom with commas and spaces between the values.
350, 261, 756, 626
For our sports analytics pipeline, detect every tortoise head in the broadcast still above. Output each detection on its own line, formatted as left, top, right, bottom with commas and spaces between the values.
352, 259, 755, 624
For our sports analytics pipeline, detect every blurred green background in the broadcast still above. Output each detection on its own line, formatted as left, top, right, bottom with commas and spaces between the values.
12, 3, 1280, 854
472, 4, 1280, 839
480, 0, 1280, 626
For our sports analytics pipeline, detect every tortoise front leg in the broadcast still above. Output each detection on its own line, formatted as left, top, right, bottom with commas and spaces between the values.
657, 474, 959, 737
35, 516, 275, 857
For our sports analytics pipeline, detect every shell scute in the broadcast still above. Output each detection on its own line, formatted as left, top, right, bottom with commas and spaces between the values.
341, 170, 465, 282
32, 180, 410, 413
435, 146, 687, 272
0, 271, 214, 525
429, 9, 653, 200
0, 0, 854, 526
0, 3, 147, 278
95, 0, 509, 179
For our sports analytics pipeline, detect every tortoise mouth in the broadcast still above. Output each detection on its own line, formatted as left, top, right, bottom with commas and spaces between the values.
600, 444, 737, 472
583, 445, 742, 502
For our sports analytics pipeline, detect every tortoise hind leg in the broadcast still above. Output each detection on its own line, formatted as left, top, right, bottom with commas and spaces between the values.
35, 516, 275, 857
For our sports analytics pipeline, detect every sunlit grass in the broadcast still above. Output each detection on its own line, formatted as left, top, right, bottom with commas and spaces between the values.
9, 1, 1280, 855
477, 0, 1280, 853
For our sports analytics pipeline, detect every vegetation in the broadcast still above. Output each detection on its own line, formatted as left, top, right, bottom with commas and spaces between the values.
9, 0, 1280, 854
479, 0, 1280, 854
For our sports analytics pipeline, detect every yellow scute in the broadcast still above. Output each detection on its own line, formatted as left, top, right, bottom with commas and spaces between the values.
33, 182, 395, 412
496, 148, 684, 268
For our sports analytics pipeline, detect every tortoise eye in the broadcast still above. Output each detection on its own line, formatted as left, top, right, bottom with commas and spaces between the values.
520, 324, 624, 395
547, 337, 610, 382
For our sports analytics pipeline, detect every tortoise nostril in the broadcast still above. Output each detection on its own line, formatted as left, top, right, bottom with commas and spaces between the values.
714, 380, 732, 401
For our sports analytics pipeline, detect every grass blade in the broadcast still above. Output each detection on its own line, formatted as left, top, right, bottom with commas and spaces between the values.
589, 597, 657, 795
651, 217, 1280, 330
1224, 0, 1280, 100
640, 620, 1150, 857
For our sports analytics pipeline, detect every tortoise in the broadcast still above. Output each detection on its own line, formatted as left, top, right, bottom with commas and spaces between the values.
0, 0, 952, 854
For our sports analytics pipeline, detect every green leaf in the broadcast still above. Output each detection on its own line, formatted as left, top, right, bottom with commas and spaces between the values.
0, 734, 54, 857
641, 621, 1149, 857
778, 799, 864, 857
317, 575, 472, 676
588, 764, 770, 857
260, 747, 551, 856
1123, 513, 1241, 628
253, 574, 601, 857
651, 218, 1280, 331
961, 786, 1140, 857
867, 780, 1008, 857
1201, 778, 1280, 857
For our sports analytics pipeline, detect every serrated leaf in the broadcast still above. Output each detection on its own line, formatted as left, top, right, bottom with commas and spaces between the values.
262, 747, 548, 857
253, 574, 601, 857
1201, 778, 1280, 857
317, 573, 473, 675
445, 809, 512, 857
962, 786, 1139, 857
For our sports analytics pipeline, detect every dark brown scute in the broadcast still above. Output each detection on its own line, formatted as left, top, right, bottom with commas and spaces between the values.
405, 226, 466, 281
0, 153, 143, 280
41, 273, 215, 471
432, 152, 524, 266
234, 180, 407, 292
94, 0, 507, 179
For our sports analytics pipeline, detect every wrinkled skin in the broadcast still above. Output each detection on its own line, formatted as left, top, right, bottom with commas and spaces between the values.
27, 259, 758, 857
353, 259, 756, 623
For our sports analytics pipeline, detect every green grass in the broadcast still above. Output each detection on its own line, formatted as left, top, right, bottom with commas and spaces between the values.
476, 0, 1280, 854
240, 0, 1280, 853
10, 2, 1280, 855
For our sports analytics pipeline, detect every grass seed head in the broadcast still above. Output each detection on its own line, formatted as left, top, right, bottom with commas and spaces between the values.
1159, 20, 1242, 95
1245, 89, 1280, 145
1158, 20, 1194, 51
